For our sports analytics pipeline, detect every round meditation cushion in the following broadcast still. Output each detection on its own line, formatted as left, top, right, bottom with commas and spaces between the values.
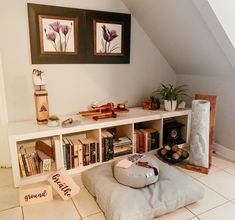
113, 155, 159, 188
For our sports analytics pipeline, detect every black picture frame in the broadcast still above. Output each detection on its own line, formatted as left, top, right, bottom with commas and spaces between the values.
86, 10, 131, 64
28, 3, 86, 64
28, 4, 131, 64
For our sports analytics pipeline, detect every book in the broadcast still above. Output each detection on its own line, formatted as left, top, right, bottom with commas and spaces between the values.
79, 137, 91, 166
116, 159, 133, 169
114, 144, 132, 157
128, 153, 144, 163
52, 136, 61, 169
19, 146, 31, 176
113, 137, 132, 147
62, 138, 71, 169
67, 138, 75, 168
18, 153, 26, 178
101, 131, 114, 161
69, 139, 80, 168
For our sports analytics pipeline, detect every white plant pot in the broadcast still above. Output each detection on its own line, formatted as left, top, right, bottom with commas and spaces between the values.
171, 100, 177, 112
164, 100, 177, 112
164, 100, 171, 111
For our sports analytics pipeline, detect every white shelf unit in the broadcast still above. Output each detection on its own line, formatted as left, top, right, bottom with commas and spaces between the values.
8, 107, 191, 187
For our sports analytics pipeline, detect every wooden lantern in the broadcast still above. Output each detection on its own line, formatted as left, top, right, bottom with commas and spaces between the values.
34, 90, 49, 124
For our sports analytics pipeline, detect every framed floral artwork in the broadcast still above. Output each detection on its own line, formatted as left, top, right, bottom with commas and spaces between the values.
38, 15, 78, 54
93, 20, 123, 56
28, 4, 86, 64
28, 4, 131, 64
86, 10, 131, 64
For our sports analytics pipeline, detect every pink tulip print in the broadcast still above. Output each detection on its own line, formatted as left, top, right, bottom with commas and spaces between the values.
95, 21, 122, 55
40, 16, 76, 53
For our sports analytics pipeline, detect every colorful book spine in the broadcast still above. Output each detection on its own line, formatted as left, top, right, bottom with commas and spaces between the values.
18, 153, 26, 178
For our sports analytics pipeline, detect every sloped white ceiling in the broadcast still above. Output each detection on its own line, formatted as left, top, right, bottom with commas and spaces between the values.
122, 0, 235, 76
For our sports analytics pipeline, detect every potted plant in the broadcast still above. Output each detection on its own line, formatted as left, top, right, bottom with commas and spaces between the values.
153, 84, 189, 111
48, 115, 60, 127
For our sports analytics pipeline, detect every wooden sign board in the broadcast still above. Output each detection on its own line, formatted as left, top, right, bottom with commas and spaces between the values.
48, 168, 80, 200
19, 183, 53, 206
187, 94, 217, 174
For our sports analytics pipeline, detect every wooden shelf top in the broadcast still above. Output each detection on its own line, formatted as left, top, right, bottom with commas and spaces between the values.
8, 107, 191, 141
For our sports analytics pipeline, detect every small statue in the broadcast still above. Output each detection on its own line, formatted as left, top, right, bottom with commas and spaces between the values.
32, 69, 46, 90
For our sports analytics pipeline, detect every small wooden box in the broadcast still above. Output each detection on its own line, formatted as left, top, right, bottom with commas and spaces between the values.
48, 168, 80, 200
34, 90, 49, 125
19, 183, 53, 206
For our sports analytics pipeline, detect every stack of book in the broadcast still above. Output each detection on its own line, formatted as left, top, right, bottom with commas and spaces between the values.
63, 137, 99, 169
113, 136, 132, 157
134, 127, 159, 153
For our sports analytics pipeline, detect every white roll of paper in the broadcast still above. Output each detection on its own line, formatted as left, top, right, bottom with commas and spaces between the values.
190, 100, 210, 168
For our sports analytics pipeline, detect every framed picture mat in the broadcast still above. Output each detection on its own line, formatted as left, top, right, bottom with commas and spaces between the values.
28, 3, 86, 64
86, 10, 131, 64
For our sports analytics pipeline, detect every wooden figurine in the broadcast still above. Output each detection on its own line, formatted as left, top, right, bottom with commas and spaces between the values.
79, 101, 129, 120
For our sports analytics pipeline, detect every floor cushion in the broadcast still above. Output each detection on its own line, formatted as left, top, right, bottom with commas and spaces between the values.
81, 154, 204, 220
113, 155, 159, 188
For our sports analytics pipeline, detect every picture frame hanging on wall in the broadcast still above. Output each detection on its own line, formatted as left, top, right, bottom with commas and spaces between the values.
86, 10, 131, 64
38, 15, 78, 55
28, 3, 86, 64
28, 4, 131, 64
93, 20, 123, 56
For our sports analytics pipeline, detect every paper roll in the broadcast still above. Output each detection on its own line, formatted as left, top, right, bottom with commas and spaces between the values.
189, 100, 210, 168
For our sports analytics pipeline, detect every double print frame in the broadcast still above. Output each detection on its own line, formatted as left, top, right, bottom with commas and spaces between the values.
28, 4, 131, 64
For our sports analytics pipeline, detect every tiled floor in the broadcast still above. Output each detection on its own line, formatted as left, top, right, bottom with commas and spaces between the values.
1, 154, 235, 220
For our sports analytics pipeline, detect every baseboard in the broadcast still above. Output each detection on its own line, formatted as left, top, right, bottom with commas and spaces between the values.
214, 143, 235, 162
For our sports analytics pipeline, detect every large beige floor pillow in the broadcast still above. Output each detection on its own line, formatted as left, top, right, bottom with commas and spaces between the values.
113, 155, 159, 188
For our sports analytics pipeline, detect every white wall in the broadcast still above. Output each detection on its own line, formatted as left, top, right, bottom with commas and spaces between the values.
208, 0, 235, 48
177, 74, 235, 152
0, 54, 10, 167
0, 0, 176, 165
123, 0, 235, 153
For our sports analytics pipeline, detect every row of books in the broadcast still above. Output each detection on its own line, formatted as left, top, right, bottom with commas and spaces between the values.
62, 136, 99, 169
18, 138, 58, 178
18, 145, 41, 177
134, 127, 159, 153
102, 130, 132, 162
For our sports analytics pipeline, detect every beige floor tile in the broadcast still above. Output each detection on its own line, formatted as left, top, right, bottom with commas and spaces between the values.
197, 170, 235, 200
0, 168, 14, 187
83, 212, 106, 220
176, 165, 219, 179
186, 181, 227, 215
72, 188, 101, 218
23, 195, 81, 220
223, 165, 235, 176
198, 202, 235, 220
212, 156, 234, 169
153, 207, 194, 220
0, 207, 23, 220
0, 185, 19, 211
72, 174, 84, 189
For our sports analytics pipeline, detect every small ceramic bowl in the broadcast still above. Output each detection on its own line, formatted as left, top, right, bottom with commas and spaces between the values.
48, 119, 60, 127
